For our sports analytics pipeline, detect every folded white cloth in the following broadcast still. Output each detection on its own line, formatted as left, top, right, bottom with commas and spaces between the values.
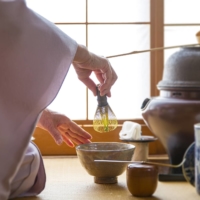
119, 121, 141, 140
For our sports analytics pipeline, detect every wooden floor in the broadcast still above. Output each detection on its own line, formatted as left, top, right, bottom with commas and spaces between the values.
14, 156, 199, 200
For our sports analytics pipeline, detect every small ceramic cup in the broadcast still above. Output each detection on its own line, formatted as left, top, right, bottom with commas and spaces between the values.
194, 123, 200, 195
126, 164, 158, 197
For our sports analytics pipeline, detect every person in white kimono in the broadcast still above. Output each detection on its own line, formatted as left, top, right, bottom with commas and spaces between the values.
0, 0, 117, 199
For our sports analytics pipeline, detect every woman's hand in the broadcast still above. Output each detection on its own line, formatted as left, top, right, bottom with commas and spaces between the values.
37, 109, 92, 147
72, 44, 117, 97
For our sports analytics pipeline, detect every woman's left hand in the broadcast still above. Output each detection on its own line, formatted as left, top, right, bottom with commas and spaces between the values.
37, 109, 92, 147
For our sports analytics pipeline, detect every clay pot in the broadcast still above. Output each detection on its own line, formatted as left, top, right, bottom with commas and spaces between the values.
126, 164, 158, 197
141, 47, 200, 174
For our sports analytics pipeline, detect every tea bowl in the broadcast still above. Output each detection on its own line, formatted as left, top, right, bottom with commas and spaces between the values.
76, 142, 135, 184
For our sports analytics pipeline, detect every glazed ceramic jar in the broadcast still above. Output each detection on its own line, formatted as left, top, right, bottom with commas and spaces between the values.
126, 164, 158, 197
142, 47, 200, 174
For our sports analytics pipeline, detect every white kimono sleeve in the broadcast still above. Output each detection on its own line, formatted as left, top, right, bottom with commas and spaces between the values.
0, 0, 78, 199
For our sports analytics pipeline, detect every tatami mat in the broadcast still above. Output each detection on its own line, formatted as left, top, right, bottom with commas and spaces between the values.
14, 156, 199, 200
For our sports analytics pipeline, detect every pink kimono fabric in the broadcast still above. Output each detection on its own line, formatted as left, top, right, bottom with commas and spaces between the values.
9, 142, 44, 199
0, 0, 77, 199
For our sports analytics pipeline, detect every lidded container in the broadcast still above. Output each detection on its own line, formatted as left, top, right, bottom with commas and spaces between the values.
126, 164, 158, 197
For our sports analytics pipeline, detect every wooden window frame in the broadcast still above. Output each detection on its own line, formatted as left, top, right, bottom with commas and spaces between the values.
33, 0, 166, 156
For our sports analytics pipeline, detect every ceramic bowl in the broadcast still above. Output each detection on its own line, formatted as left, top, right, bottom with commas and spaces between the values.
76, 142, 135, 184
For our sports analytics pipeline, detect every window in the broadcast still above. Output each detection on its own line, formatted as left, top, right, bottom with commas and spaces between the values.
164, 0, 200, 62
28, 0, 200, 155
27, 0, 151, 121
27, 0, 200, 123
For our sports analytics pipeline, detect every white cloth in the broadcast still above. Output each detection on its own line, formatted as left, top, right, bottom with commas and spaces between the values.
0, 0, 77, 199
119, 121, 141, 140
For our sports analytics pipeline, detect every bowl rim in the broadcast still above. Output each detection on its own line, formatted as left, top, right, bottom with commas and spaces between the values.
75, 142, 135, 152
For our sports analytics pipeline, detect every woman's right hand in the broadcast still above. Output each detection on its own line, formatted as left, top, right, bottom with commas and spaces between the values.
72, 44, 118, 97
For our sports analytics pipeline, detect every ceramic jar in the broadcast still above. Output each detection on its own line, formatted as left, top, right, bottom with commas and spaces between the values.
126, 164, 158, 197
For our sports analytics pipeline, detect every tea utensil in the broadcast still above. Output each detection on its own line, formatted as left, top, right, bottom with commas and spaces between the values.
94, 158, 186, 168
107, 32, 200, 58
106, 43, 199, 58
